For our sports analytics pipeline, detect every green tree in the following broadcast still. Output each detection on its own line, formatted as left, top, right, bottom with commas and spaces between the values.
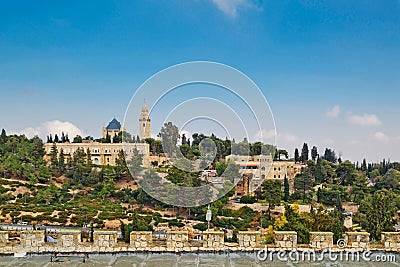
359, 190, 397, 241
283, 176, 290, 202
311, 146, 318, 161
159, 122, 179, 157
72, 135, 83, 143
294, 148, 300, 163
294, 169, 314, 203
50, 143, 58, 173
301, 143, 309, 163
126, 148, 144, 178
262, 179, 282, 221
323, 148, 337, 163
0, 129, 6, 144
58, 148, 65, 173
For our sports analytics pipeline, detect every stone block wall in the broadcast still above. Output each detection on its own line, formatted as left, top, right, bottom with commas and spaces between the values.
274, 231, 297, 250
166, 231, 188, 250
130, 231, 152, 249
309, 232, 333, 249
381, 232, 400, 249
20, 230, 45, 252
202, 231, 224, 249
56, 230, 81, 252
237, 231, 260, 248
93, 230, 117, 252
0, 231, 9, 245
345, 232, 370, 249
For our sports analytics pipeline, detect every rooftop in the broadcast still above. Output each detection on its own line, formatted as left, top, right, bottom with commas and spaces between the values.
106, 118, 122, 130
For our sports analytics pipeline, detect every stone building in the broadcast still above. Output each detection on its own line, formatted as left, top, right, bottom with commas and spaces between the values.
44, 141, 149, 167
44, 105, 151, 167
102, 118, 126, 142
226, 154, 304, 196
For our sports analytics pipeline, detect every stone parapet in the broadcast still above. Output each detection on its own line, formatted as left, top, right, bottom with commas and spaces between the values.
274, 231, 297, 250
309, 232, 333, 249
202, 231, 224, 249
345, 232, 370, 249
237, 231, 260, 248
166, 231, 188, 250
56, 230, 81, 252
0, 231, 9, 245
130, 231, 153, 249
93, 230, 117, 252
381, 232, 400, 250
20, 230, 45, 252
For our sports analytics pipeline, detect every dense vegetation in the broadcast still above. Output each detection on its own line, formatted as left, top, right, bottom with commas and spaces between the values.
1, 126, 400, 243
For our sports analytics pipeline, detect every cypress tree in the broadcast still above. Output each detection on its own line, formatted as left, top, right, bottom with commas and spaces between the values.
294, 148, 300, 163
283, 175, 290, 202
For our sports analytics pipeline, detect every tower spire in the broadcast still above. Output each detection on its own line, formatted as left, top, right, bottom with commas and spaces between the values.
139, 102, 151, 141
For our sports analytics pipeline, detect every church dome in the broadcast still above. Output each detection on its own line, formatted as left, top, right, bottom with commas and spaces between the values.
106, 118, 121, 130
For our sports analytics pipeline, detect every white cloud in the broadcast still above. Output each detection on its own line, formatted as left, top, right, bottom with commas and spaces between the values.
347, 113, 382, 126
253, 129, 276, 141
17, 120, 82, 140
325, 105, 340, 118
211, 0, 254, 17
278, 133, 298, 144
373, 132, 390, 142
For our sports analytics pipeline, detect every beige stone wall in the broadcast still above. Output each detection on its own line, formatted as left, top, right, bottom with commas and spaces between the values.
130, 231, 152, 249
345, 232, 370, 249
0, 230, 379, 253
166, 231, 188, 250
44, 142, 149, 167
274, 231, 297, 250
93, 230, 117, 252
309, 232, 333, 249
381, 232, 400, 249
0, 231, 9, 245
237, 231, 261, 248
202, 231, 224, 249
20, 230, 45, 252
56, 230, 81, 252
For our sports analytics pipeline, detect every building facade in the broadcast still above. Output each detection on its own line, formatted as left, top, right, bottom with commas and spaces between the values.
44, 141, 149, 167
225, 154, 304, 196
45, 108, 151, 167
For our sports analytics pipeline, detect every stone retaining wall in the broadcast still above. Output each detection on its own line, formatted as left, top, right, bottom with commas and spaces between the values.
309, 232, 333, 249
274, 231, 297, 250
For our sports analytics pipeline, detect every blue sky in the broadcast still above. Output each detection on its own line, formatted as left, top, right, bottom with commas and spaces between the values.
0, 0, 399, 162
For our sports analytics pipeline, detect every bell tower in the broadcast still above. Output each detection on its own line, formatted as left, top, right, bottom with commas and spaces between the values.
139, 102, 151, 141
